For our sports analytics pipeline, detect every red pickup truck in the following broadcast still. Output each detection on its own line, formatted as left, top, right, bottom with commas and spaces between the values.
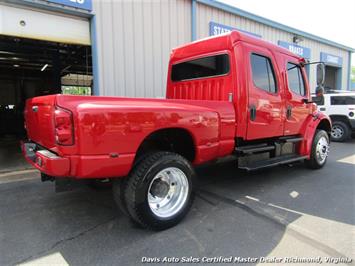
23, 31, 331, 230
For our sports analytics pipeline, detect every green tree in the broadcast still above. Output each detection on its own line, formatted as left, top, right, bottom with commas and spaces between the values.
62, 86, 91, 95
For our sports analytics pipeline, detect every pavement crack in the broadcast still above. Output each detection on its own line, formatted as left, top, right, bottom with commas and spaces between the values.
183, 228, 206, 254
14, 216, 117, 265
198, 189, 284, 228
195, 191, 219, 206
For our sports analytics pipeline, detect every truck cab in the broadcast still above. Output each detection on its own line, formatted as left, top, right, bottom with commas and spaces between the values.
168, 32, 312, 138
23, 31, 331, 230
166, 32, 330, 165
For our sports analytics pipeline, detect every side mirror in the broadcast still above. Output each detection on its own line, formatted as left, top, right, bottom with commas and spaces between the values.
316, 63, 325, 86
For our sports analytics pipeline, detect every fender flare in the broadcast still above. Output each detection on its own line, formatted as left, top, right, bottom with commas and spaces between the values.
299, 112, 332, 158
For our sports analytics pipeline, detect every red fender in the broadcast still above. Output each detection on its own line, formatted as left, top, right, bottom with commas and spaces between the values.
299, 111, 332, 158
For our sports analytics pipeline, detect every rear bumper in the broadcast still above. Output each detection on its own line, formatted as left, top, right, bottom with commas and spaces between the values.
21, 142, 70, 177
21, 141, 135, 178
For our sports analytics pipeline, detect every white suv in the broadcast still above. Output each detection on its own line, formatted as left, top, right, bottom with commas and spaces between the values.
312, 91, 355, 142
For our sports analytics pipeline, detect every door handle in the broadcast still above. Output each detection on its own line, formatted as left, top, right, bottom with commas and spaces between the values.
320, 107, 326, 111
286, 106, 292, 119
250, 105, 256, 121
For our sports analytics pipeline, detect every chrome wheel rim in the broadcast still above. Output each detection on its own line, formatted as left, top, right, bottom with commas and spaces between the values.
316, 136, 329, 165
331, 125, 344, 139
147, 167, 189, 218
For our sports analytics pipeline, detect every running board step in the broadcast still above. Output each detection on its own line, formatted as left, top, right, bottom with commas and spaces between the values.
239, 154, 308, 171
235, 144, 275, 154
279, 136, 303, 143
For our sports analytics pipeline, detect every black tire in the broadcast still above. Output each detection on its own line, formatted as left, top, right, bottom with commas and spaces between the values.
112, 152, 156, 217
305, 129, 330, 169
122, 151, 194, 230
331, 121, 350, 142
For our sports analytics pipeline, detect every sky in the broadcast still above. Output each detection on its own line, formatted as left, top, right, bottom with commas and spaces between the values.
220, 0, 355, 65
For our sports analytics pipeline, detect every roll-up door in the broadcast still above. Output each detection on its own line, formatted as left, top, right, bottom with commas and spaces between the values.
0, 4, 90, 45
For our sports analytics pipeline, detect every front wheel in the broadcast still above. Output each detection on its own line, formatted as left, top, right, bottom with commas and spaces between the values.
118, 151, 194, 230
305, 130, 330, 169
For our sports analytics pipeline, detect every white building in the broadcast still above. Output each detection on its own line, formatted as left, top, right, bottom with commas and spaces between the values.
93, 0, 354, 96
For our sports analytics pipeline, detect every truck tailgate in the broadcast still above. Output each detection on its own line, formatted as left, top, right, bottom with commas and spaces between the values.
24, 95, 57, 149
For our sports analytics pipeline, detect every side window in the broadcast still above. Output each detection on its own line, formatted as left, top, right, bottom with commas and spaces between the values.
171, 54, 229, 82
250, 54, 277, 93
331, 96, 355, 105
287, 63, 306, 96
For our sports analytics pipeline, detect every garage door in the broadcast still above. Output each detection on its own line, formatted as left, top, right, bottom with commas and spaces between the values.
0, 4, 90, 45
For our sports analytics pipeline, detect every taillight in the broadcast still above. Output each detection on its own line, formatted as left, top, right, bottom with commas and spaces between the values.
54, 107, 74, 145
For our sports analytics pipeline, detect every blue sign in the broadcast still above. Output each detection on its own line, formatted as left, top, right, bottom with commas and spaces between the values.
46, 0, 92, 11
278, 41, 311, 59
209, 22, 261, 38
320, 52, 343, 66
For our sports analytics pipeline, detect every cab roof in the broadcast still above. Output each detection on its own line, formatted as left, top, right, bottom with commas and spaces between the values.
170, 31, 303, 63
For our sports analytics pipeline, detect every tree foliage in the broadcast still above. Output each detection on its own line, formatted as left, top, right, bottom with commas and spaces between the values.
62, 86, 91, 95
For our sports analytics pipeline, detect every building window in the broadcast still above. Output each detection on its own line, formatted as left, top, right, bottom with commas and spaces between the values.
250, 54, 277, 93
287, 63, 306, 96
171, 54, 229, 82
330, 96, 355, 105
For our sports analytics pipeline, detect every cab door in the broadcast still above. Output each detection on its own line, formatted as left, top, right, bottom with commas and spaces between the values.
283, 57, 310, 135
245, 44, 284, 140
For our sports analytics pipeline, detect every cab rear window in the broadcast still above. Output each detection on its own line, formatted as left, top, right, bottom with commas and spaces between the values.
171, 54, 229, 82
331, 96, 355, 105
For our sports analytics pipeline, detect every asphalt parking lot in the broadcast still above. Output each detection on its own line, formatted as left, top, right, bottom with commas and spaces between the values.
0, 140, 354, 266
